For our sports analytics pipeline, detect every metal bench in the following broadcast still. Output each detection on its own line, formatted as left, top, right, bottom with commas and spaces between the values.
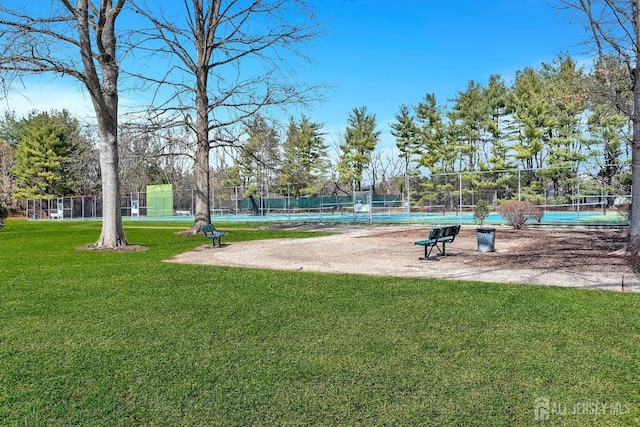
201, 223, 226, 247
414, 225, 461, 260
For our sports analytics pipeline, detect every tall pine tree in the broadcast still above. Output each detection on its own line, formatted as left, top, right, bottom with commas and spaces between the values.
390, 104, 420, 198
12, 111, 80, 199
337, 106, 380, 191
280, 115, 328, 197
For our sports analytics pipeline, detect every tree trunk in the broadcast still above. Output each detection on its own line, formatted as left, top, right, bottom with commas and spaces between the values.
94, 128, 127, 248
187, 61, 211, 235
91, 44, 126, 248
81, 0, 127, 249
628, 76, 640, 251
190, 135, 210, 234
628, 1, 640, 254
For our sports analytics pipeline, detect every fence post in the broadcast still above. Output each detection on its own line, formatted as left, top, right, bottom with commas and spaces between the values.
459, 173, 463, 221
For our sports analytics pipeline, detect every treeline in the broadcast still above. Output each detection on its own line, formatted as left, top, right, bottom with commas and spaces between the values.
0, 53, 631, 210
392, 54, 630, 206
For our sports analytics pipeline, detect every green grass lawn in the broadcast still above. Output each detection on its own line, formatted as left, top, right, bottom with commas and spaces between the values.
1, 220, 639, 425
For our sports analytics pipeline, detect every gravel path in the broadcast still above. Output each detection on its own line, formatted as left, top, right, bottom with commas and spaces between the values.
165, 225, 640, 292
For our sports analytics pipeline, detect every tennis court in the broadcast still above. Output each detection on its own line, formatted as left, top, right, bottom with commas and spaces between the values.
143, 207, 625, 226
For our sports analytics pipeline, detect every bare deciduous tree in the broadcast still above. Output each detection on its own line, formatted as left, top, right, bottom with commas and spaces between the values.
0, 140, 14, 206
559, 0, 640, 252
130, 0, 325, 234
117, 121, 194, 194
370, 149, 405, 196
0, 0, 128, 248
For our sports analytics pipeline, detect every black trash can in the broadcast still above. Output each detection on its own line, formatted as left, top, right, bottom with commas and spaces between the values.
476, 228, 496, 252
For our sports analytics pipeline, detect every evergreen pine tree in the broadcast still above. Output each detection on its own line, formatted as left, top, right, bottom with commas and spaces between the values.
280, 115, 328, 197
337, 106, 380, 191
11, 112, 77, 199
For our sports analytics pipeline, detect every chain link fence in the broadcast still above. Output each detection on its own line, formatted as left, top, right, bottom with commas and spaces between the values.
23, 168, 630, 224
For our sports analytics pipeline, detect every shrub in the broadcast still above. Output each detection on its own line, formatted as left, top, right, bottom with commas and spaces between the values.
496, 200, 543, 229
0, 204, 7, 230
473, 200, 491, 226
617, 202, 630, 224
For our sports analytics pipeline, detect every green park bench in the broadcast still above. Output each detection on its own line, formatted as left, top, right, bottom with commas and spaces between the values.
414, 225, 461, 260
201, 223, 226, 247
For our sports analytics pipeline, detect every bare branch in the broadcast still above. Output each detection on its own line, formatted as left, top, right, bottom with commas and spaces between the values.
124, 0, 327, 232
0, 0, 130, 248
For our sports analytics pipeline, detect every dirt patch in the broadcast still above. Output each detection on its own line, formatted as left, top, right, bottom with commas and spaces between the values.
365, 227, 637, 273
165, 225, 640, 292
78, 244, 148, 252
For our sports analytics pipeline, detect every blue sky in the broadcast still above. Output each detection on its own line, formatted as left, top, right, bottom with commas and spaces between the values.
308, 0, 587, 146
2, 0, 588, 149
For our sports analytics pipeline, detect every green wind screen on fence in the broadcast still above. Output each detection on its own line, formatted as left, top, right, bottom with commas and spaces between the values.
146, 184, 173, 217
